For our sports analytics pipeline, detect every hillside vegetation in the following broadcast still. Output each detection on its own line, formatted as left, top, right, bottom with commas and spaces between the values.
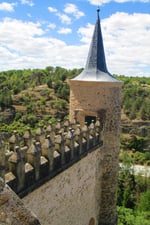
0, 66, 150, 160
0, 67, 150, 130
0, 66, 82, 132
0, 66, 150, 224
0, 67, 150, 150
120, 75, 150, 121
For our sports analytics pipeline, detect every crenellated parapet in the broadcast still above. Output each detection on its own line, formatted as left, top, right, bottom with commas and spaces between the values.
0, 118, 103, 197
0, 135, 41, 225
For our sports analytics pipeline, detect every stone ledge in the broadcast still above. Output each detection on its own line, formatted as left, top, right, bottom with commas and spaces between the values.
0, 183, 41, 225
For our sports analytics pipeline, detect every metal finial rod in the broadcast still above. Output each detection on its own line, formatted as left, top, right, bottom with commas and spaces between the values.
97, 0, 100, 11
97, 5, 100, 16
97, 7, 100, 20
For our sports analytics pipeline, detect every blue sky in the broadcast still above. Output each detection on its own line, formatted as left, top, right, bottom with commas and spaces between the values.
0, 0, 150, 76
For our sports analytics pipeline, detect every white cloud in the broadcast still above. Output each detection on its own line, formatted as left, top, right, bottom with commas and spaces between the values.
27, 13, 32, 17
64, 3, 85, 19
58, 27, 72, 34
87, 0, 111, 5
78, 12, 150, 76
115, 0, 150, 2
103, 13, 150, 74
48, 6, 57, 13
47, 23, 56, 29
0, 2, 17, 12
88, 0, 150, 5
56, 13, 72, 24
0, 17, 45, 70
78, 23, 94, 43
0, 17, 85, 71
20, 0, 34, 7
0, 13, 149, 77
48, 6, 71, 24
48, 5, 81, 25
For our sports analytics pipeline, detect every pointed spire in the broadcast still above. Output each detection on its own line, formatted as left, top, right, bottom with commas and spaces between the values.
73, 8, 121, 82
85, 7, 108, 73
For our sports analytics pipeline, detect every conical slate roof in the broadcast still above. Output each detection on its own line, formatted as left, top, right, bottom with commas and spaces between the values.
73, 9, 121, 82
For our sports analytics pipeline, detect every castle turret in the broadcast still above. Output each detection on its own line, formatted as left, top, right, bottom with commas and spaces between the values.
68, 8, 123, 225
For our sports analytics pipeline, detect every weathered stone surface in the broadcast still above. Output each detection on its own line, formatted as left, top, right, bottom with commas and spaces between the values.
23, 149, 101, 225
68, 80, 122, 225
0, 184, 41, 225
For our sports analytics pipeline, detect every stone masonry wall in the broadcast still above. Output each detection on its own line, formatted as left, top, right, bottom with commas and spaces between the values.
1, 118, 102, 225
0, 139, 41, 225
23, 148, 102, 225
69, 80, 122, 225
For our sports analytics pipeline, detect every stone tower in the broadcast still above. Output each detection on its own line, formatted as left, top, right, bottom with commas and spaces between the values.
68, 8, 123, 225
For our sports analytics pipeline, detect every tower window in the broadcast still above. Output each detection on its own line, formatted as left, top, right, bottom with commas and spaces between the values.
85, 116, 96, 126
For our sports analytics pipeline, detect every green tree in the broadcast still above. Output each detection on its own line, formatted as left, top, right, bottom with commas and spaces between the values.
118, 168, 136, 208
47, 78, 53, 88
138, 190, 150, 212
128, 136, 145, 152
0, 88, 12, 108
140, 99, 150, 120
129, 101, 137, 120
118, 206, 150, 225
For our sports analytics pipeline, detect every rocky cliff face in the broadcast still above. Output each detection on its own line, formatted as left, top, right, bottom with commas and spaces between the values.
121, 121, 150, 151
0, 106, 16, 124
